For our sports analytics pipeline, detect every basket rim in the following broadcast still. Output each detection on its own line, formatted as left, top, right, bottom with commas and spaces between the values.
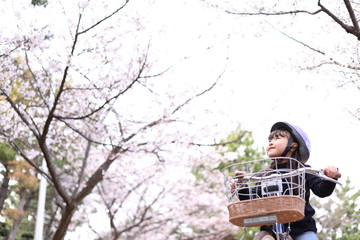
221, 157, 304, 175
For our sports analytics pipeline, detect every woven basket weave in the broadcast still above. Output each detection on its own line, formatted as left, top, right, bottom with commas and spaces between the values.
228, 195, 305, 227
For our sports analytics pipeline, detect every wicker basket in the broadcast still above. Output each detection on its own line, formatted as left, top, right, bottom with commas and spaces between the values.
228, 195, 305, 227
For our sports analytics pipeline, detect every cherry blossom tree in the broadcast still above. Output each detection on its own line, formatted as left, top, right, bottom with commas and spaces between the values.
0, 0, 225, 239
52, 128, 263, 240
65, 140, 231, 240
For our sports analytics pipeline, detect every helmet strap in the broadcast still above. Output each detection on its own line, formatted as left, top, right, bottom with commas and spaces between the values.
281, 135, 294, 157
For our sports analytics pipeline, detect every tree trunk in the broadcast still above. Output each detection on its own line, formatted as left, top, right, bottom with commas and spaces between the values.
52, 204, 77, 240
0, 170, 10, 212
5, 216, 23, 240
52, 153, 117, 239
4, 190, 28, 240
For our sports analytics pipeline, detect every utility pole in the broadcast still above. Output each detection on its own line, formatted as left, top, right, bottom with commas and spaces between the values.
34, 159, 47, 240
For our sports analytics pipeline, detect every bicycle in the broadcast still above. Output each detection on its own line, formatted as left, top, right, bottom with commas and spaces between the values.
222, 157, 342, 240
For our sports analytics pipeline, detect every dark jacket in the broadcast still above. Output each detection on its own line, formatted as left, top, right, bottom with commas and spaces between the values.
289, 170, 336, 237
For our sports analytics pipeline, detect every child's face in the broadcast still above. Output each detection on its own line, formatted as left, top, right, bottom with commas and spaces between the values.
266, 131, 290, 158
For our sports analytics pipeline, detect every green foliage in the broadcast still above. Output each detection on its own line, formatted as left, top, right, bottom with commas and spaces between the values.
31, 0, 48, 7
222, 227, 258, 239
0, 145, 38, 239
0, 222, 10, 236
16, 218, 36, 240
191, 129, 266, 186
311, 178, 360, 239
214, 129, 265, 171
0, 142, 17, 164
192, 164, 206, 181
21, 232, 34, 240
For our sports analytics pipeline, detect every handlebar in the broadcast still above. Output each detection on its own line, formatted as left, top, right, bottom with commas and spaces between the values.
233, 167, 342, 186
304, 167, 342, 185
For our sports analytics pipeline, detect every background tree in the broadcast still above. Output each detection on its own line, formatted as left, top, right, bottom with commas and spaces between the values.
311, 178, 360, 240
0, 142, 17, 212
2, 159, 38, 240
31, 0, 47, 7
67, 128, 264, 240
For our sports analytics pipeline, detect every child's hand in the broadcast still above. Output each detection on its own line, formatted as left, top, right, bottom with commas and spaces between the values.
323, 166, 341, 179
230, 171, 245, 190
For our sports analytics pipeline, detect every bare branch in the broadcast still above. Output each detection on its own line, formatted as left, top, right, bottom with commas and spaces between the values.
0, 90, 41, 137
78, 1, 130, 35
343, 0, 360, 34
122, 118, 172, 143
223, 0, 360, 40
53, 118, 111, 147
171, 68, 225, 115
7, 141, 53, 184
72, 140, 91, 196
303, 59, 360, 71
266, 21, 325, 55
318, 0, 359, 39
54, 70, 143, 121
115, 64, 227, 150
97, 175, 155, 239
24, 45, 52, 112
226, 9, 322, 16
116, 187, 166, 238
36, 15, 82, 203
74, 145, 122, 202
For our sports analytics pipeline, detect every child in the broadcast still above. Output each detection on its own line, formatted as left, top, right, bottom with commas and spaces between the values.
234, 122, 341, 240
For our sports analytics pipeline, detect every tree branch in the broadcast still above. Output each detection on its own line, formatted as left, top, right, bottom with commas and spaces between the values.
78, 1, 130, 35
37, 10, 84, 206
343, 0, 360, 34
171, 68, 225, 115
7, 141, 53, 184
116, 187, 165, 238
226, 9, 322, 16
318, 0, 358, 39
266, 21, 325, 55
72, 140, 91, 196
0, 90, 41, 137
24, 50, 51, 111
53, 76, 141, 120
74, 146, 123, 203
54, 48, 149, 121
